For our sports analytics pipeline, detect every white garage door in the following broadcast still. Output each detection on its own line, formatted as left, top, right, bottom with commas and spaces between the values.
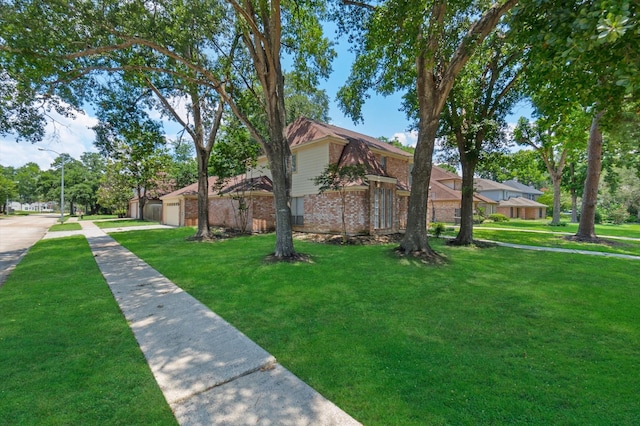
164, 201, 181, 226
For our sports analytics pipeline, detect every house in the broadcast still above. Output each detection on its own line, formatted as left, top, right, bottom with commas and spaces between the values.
429, 167, 497, 223
502, 179, 543, 200
474, 178, 547, 219
161, 117, 503, 233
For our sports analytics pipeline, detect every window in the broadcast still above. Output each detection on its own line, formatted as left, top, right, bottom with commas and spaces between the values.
380, 156, 387, 171
291, 197, 304, 225
291, 154, 297, 172
374, 187, 393, 229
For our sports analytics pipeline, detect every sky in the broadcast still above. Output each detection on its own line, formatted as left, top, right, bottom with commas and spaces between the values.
0, 26, 532, 171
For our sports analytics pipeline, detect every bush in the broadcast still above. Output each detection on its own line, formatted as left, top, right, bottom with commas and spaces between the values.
488, 213, 509, 222
472, 215, 485, 224
548, 221, 568, 227
432, 222, 446, 238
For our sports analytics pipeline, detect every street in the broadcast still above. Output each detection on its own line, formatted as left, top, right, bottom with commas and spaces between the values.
0, 214, 59, 286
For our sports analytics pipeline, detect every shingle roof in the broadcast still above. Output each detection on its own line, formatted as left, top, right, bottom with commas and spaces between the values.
286, 117, 413, 158
498, 197, 547, 208
474, 178, 516, 192
161, 174, 273, 198
503, 179, 544, 195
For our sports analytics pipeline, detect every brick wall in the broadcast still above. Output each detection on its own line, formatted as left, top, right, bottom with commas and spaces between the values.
430, 200, 460, 223
384, 156, 410, 187
304, 190, 370, 234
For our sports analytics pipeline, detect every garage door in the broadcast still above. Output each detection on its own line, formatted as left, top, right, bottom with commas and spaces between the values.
164, 201, 181, 226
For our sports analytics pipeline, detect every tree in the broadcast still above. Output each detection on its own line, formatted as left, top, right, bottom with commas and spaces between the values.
475, 150, 548, 188
438, 30, 521, 245
514, 108, 589, 225
336, 0, 518, 258
0, 165, 17, 213
313, 163, 367, 243
14, 162, 41, 205
1, 0, 334, 258
512, 0, 640, 240
97, 160, 133, 217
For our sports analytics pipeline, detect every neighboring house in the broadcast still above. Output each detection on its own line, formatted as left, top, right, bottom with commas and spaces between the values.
129, 174, 177, 222
474, 178, 547, 219
161, 117, 507, 233
502, 179, 543, 200
429, 167, 497, 223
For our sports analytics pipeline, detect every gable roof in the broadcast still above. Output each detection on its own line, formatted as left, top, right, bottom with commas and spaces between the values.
474, 178, 517, 192
431, 165, 461, 182
161, 174, 273, 199
338, 138, 388, 177
502, 179, 544, 195
498, 197, 547, 208
286, 117, 413, 158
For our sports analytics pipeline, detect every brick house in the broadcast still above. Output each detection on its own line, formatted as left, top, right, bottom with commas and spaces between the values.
161, 117, 495, 233
474, 178, 547, 219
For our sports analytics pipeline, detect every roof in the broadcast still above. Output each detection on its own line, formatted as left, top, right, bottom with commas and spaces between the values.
474, 178, 517, 192
430, 180, 497, 204
286, 117, 413, 158
161, 174, 273, 199
498, 197, 547, 208
431, 165, 461, 182
502, 179, 544, 195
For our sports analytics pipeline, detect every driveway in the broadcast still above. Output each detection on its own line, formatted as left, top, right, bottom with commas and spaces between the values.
0, 214, 59, 286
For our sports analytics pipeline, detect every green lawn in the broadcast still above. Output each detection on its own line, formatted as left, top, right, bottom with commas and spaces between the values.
80, 214, 118, 221
467, 229, 640, 257
48, 222, 82, 232
476, 219, 640, 238
94, 219, 159, 228
0, 237, 177, 425
111, 229, 640, 425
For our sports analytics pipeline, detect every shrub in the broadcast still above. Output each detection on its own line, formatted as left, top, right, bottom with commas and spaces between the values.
472, 215, 485, 224
488, 213, 509, 222
432, 222, 446, 238
548, 221, 568, 227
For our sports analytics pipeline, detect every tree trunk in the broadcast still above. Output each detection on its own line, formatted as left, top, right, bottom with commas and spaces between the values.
551, 174, 562, 225
400, 112, 438, 255
452, 156, 477, 245
569, 163, 578, 223
194, 145, 212, 239
576, 112, 604, 240
264, 140, 295, 258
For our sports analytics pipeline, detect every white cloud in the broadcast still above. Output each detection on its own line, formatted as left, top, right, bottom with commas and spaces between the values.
392, 130, 419, 147
0, 108, 99, 170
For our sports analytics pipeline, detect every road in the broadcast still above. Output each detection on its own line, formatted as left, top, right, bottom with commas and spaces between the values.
0, 214, 59, 286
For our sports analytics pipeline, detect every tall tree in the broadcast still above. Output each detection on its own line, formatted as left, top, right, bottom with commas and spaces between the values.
513, 0, 640, 240
0, 0, 334, 257
439, 30, 521, 245
337, 0, 518, 258
14, 162, 41, 205
514, 108, 589, 225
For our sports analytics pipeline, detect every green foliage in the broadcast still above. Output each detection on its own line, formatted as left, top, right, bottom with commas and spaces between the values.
431, 222, 446, 238
488, 213, 509, 222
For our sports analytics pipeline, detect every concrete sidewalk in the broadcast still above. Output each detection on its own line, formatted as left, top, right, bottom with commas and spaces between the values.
48, 221, 360, 425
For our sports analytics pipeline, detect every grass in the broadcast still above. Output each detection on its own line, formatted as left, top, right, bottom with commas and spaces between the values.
48, 222, 82, 232
94, 219, 159, 229
0, 236, 177, 425
468, 229, 640, 257
80, 214, 118, 221
476, 219, 640, 239
111, 228, 640, 425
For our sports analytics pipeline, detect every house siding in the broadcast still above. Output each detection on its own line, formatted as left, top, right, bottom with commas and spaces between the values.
292, 143, 330, 196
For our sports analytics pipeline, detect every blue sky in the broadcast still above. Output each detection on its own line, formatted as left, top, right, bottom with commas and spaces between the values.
0, 29, 532, 170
